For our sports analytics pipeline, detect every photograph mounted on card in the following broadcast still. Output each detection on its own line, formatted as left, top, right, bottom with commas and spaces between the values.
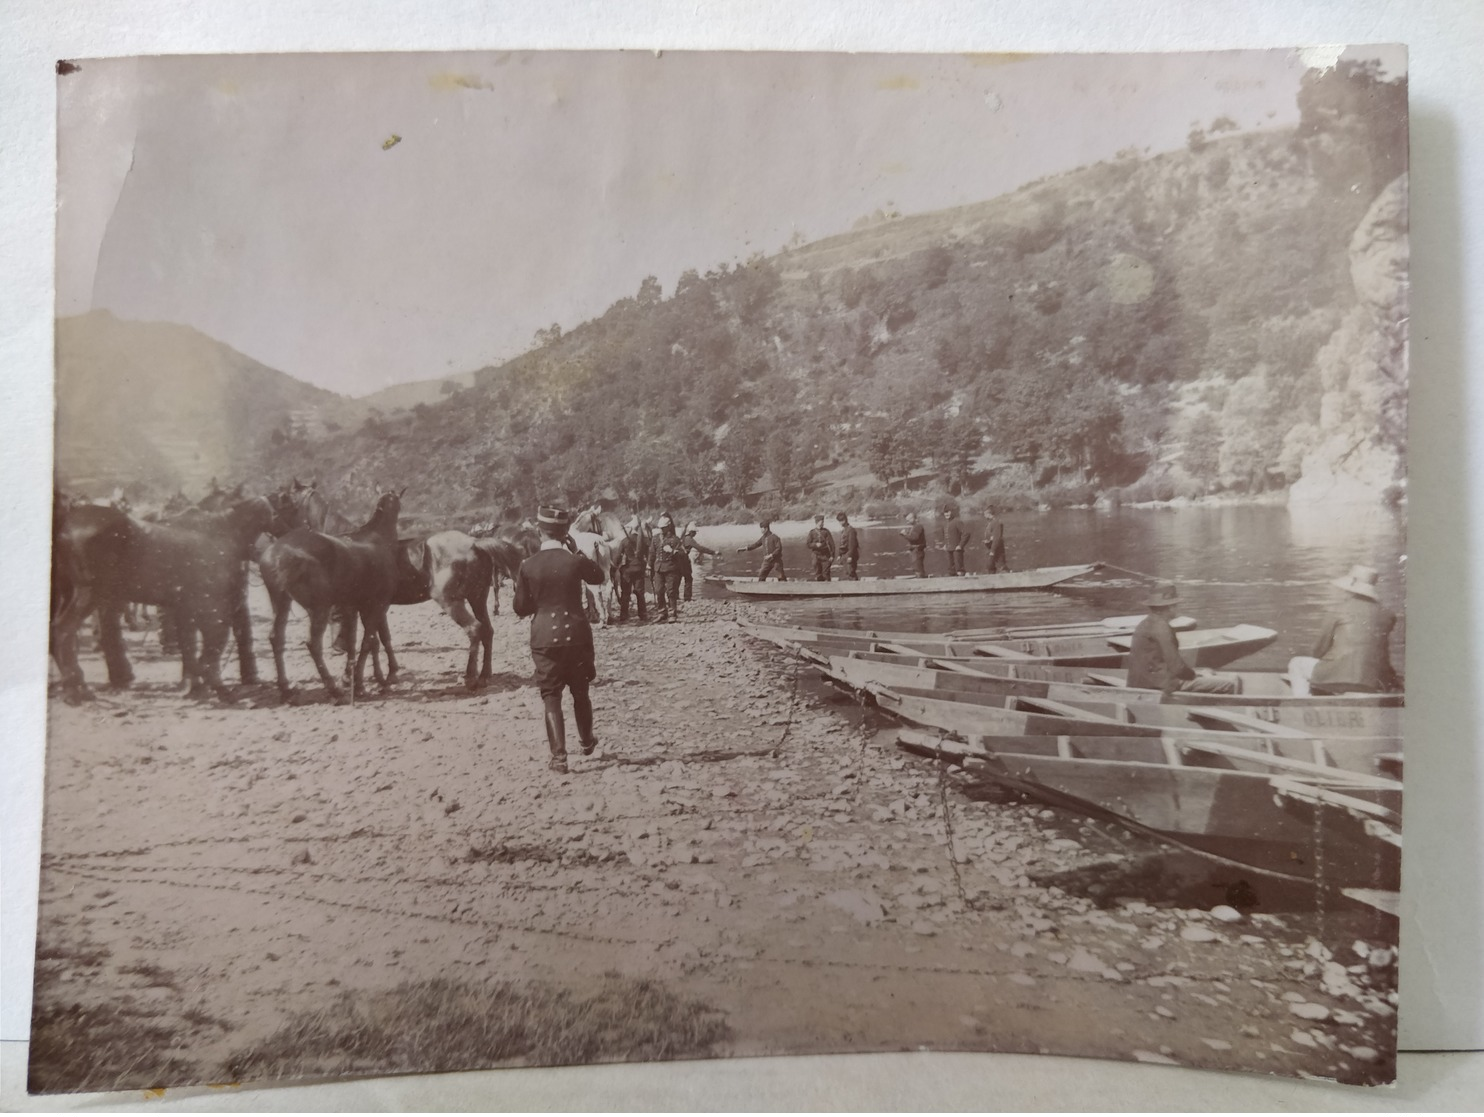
36, 47, 1407, 1093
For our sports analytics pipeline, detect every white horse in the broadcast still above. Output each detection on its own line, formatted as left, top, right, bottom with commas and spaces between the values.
568, 530, 617, 626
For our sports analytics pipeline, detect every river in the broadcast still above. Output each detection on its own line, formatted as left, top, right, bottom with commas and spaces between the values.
702, 504, 1407, 672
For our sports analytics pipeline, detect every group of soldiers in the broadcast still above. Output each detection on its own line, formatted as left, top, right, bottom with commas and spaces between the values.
613, 513, 717, 624
738, 508, 1010, 582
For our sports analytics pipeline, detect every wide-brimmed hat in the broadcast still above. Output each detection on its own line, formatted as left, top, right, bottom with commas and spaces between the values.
1333, 564, 1381, 601
536, 505, 569, 526
1145, 581, 1183, 608
758, 520, 771, 529
905, 512, 917, 522
835, 512, 848, 523
657, 514, 674, 528
684, 521, 698, 534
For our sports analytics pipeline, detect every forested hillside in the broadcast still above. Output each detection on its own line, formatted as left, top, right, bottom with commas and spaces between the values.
223, 63, 1409, 518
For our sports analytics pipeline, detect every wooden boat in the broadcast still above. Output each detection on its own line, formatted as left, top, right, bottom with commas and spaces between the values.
708, 563, 1099, 597
738, 618, 1279, 669
816, 652, 1404, 756
862, 682, 1398, 774
896, 729, 1402, 892
738, 614, 1199, 647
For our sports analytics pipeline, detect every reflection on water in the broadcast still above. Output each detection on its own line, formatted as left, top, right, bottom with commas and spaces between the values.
706, 505, 1407, 672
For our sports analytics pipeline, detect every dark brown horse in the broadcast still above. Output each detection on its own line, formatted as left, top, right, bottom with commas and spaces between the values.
258, 490, 404, 704
50, 496, 284, 701
274, 479, 357, 535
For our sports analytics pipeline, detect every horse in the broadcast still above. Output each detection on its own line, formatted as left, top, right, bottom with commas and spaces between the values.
573, 507, 650, 607
274, 479, 357, 535
163, 497, 281, 685
258, 490, 404, 704
568, 530, 617, 625
196, 480, 246, 513
476, 522, 540, 615
50, 496, 284, 701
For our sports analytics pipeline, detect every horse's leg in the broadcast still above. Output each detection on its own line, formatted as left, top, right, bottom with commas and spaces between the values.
470, 591, 494, 686
489, 574, 501, 617
97, 603, 134, 688
50, 585, 95, 701
339, 611, 358, 685
178, 618, 202, 693
266, 586, 295, 699
198, 610, 235, 702
376, 610, 397, 691
443, 592, 482, 690
352, 608, 384, 698
305, 606, 343, 703
233, 572, 258, 685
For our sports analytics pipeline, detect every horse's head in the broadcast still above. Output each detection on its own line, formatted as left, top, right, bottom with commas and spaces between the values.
366, 490, 402, 537
228, 496, 287, 550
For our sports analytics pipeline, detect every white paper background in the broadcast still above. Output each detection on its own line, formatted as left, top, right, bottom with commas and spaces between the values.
3, 0, 1481, 1108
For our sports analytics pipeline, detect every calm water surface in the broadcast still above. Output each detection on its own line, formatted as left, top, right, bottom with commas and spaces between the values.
705, 505, 1407, 672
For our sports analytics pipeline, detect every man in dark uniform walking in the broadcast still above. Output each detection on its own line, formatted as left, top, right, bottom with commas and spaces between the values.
942, 506, 969, 576
615, 515, 648, 623
984, 508, 1009, 573
649, 513, 686, 622
806, 513, 836, 581
899, 512, 927, 578
835, 512, 860, 580
739, 520, 786, 581
512, 505, 606, 774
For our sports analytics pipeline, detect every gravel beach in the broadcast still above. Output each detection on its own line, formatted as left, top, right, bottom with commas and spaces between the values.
30, 586, 1399, 1091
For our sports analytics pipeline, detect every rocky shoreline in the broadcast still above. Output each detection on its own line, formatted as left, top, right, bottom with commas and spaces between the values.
31, 591, 1398, 1092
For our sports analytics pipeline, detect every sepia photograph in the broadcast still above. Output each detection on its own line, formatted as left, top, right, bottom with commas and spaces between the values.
36, 46, 1409, 1093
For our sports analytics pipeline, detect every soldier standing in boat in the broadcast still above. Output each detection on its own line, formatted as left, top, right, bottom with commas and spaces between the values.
1126, 582, 1241, 697
899, 512, 927, 578
1288, 565, 1402, 696
511, 505, 605, 774
679, 521, 718, 601
984, 508, 1009, 573
942, 506, 969, 576
739, 520, 787, 581
806, 514, 836, 581
835, 512, 861, 580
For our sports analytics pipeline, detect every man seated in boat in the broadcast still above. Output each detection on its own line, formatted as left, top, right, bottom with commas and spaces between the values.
1288, 565, 1402, 697
738, 520, 786, 581
1126, 582, 1241, 697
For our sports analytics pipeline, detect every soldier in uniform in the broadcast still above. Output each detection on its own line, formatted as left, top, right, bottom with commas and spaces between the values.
649, 514, 686, 622
899, 512, 927, 578
942, 506, 969, 576
616, 515, 648, 623
835, 512, 860, 580
984, 508, 1009, 573
739, 520, 786, 581
511, 505, 606, 774
806, 513, 836, 581
680, 521, 718, 601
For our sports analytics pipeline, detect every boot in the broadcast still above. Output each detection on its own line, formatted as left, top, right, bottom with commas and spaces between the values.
574, 691, 597, 755
543, 696, 568, 773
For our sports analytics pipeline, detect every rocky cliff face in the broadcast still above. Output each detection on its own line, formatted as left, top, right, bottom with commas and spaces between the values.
1288, 174, 1409, 507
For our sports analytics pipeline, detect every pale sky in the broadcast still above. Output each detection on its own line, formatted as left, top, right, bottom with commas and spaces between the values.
56, 48, 1378, 396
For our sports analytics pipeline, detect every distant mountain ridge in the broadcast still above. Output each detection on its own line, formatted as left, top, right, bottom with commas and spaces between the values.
53, 310, 368, 497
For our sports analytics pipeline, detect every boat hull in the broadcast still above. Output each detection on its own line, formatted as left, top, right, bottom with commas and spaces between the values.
711, 563, 1097, 597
